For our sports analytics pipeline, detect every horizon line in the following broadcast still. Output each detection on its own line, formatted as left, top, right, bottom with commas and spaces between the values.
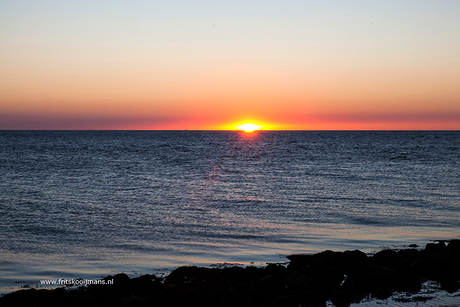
1, 129, 459, 132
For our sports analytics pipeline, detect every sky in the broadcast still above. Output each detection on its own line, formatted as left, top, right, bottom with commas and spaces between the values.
1, 0, 459, 130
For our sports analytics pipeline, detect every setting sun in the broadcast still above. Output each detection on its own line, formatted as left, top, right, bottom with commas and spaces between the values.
236, 123, 262, 132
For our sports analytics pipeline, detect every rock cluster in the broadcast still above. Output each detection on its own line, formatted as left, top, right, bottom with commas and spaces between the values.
1, 240, 459, 307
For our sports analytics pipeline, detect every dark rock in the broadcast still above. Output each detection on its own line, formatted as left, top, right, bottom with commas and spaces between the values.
371, 249, 398, 268
368, 263, 396, 276
1, 241, 459, 307
440, 278, 460, 293
422, 242, 447, 258
410, 256, 429, 271
331, 289, 354, 307
271, 294, 299, 307
0, 289, 54, 307
265, 263, 286, 276
397, 248, 419, 260
165, 266, 206, 285
397, 274, 422, 292
286, 271, 306, 288
195, 279, 209, 288
286, 254, 311, 272
340, 274, 368, 296
343, 250, 368, 271
397, 249, 419, 273
260, 274, 285, 294
367, 264, 397, 289
243, 265, 266, 281
317, 269, 345, 289
131, 274, 157, 283
308, 253, 331, 273
372, 286, 391, 300
216, 278, 233, 291
447, 239, 460, 257
301, 288, 329, 306
108, 273, 130, 284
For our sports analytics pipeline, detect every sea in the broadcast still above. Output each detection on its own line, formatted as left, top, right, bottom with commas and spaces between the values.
1, 131, 459, 302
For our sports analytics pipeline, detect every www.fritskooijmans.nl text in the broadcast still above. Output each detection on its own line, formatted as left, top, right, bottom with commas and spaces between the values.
40, 279, 113, 286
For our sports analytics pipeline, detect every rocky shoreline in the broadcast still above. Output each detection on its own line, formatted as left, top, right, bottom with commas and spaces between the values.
1, 240, 459, 307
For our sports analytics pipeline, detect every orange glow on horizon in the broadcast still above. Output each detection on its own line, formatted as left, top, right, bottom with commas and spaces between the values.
218, 120, 280, 131
236, 123, 262, 132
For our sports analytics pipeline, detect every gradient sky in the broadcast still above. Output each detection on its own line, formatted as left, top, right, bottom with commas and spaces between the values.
1, 0, 459, 130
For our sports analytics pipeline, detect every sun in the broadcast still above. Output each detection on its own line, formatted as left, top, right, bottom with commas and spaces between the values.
236, 123, 262, 132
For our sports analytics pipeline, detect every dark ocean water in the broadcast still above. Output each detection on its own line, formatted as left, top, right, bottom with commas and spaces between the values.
1, 131, 459, 294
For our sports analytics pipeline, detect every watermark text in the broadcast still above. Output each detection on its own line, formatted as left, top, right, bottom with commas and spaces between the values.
40, 279, 113, 286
